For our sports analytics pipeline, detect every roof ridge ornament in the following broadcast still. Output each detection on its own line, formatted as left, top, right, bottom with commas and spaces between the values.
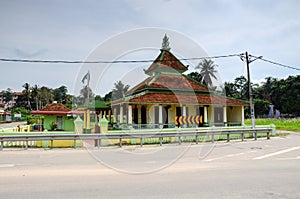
161, 34, 171, 51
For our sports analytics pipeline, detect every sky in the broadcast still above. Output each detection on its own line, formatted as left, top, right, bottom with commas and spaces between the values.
0, 0, 299, 96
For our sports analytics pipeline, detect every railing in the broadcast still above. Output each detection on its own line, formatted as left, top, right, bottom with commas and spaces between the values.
0, 127, 274, 150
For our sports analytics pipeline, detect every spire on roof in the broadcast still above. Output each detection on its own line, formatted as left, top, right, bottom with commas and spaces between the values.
161, 34, 171, 51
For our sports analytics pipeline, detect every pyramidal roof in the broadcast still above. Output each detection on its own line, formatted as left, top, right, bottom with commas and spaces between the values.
31, 103, 71, 115
144, 50, 188, 76
40, 103, 70, 112
111, 35, 248, 107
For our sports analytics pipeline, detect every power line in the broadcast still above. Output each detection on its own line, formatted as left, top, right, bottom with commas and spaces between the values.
0, 53, 299, 72
250, 55, 300, 71
0, 54, 240, 64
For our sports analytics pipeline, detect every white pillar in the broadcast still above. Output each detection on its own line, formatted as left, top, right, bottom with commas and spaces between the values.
223, 106, 227, 126
182, 105, 187, 127
241, 106, 245, 125
113, 107, 117, 123
120, 105, 124, 124
182, 105, 186, 117
86, 109, 90, 129
83, 110, 87, 129
138, 106, 142, 124
128, 105, 132, 124
158, 105, 163, 124
204, 106, 208, 126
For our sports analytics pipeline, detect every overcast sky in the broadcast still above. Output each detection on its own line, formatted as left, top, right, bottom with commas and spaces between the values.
0, 0, 299, 96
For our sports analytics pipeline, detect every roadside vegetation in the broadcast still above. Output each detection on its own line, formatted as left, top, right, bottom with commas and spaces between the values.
245, 118, 300, 132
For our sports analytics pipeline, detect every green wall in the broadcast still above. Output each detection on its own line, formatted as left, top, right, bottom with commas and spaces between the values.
44, 115, 74, 131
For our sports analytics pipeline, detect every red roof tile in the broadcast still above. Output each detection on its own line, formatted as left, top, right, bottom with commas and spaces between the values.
31, 103, 71, 115
127, 74, 208, 94
13, 92, 23, 95
128, 93, 248, 106
40, 103, 71, 111
145, 50, 188, 75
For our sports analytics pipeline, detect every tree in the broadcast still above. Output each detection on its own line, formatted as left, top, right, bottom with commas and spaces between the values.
112, 81, 130, 100
53, 85, 68, 104
31, 85, 41, 110
161, 34, 171, 51
1, 88, 13, 104
77, 86, 95, 106
40, 86, 53, 107
196, 59, 218, 87
224, 76, 250, 100
186, 72, 203, 83
22, 83, 32, 110
11, 106, 30, 117
254, 98, 270, 117
104, 91, 112, 102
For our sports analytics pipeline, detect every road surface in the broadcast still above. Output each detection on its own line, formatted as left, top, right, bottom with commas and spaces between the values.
0, 132, 299, 198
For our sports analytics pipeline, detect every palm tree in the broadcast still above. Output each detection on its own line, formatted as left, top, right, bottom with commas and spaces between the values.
22, 83, 32, 110
196, 59, 218, 87
112, 81, 130, 100
31, 85, 41, 110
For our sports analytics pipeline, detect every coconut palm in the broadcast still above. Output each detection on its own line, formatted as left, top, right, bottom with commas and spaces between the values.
196, 59, 218, 87
31, 85, 41, 110
22, 83, 32, 110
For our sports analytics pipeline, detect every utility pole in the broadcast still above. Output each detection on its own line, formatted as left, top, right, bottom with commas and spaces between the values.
245, 52, 255, 129
242, 52, 262, 129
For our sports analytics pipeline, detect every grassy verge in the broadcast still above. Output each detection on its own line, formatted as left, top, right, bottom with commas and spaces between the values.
245, 118, 300, 132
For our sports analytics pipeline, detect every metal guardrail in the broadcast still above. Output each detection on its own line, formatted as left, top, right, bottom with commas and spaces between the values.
0, 128, 273, 150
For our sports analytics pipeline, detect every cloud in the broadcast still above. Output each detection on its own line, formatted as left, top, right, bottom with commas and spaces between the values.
14, 48, 47, 58
0, 0, 299, 94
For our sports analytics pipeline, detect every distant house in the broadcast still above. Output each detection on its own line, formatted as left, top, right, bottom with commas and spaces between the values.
110, 47, 248, 128
31, 102, 75, 131
0, 92, 22, 109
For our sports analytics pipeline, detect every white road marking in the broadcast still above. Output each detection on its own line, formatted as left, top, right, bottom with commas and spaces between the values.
204, 151, 256, 162
276, 156, 300, 160
0, 164, 15, 168
253, 146, 300, 160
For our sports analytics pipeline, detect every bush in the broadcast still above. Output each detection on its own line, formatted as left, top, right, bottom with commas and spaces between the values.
50, 122, 57, 131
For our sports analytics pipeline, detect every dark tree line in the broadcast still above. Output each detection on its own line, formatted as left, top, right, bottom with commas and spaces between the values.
186, 58, 299, 117
0, 84, 73, 111
224, 75, 300, 117
1, 80, 131, 111
2, 70, 299, 118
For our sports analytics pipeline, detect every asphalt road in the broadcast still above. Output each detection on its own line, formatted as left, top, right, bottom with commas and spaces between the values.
0, 132, 299, 199
0, 121, 27, 129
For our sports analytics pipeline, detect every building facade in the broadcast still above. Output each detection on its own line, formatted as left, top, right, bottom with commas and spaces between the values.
0, 92, 22, 109
31, 102, 75, 131
111, 48, 248, 128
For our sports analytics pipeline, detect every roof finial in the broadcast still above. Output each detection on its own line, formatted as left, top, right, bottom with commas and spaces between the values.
161, 34, 171, 51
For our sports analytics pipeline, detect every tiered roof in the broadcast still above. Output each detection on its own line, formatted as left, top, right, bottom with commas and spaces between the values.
112, 48, 248, 106
127, 73, 208, 95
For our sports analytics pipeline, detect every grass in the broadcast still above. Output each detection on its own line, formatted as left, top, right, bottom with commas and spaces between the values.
245, 118, 300, 132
